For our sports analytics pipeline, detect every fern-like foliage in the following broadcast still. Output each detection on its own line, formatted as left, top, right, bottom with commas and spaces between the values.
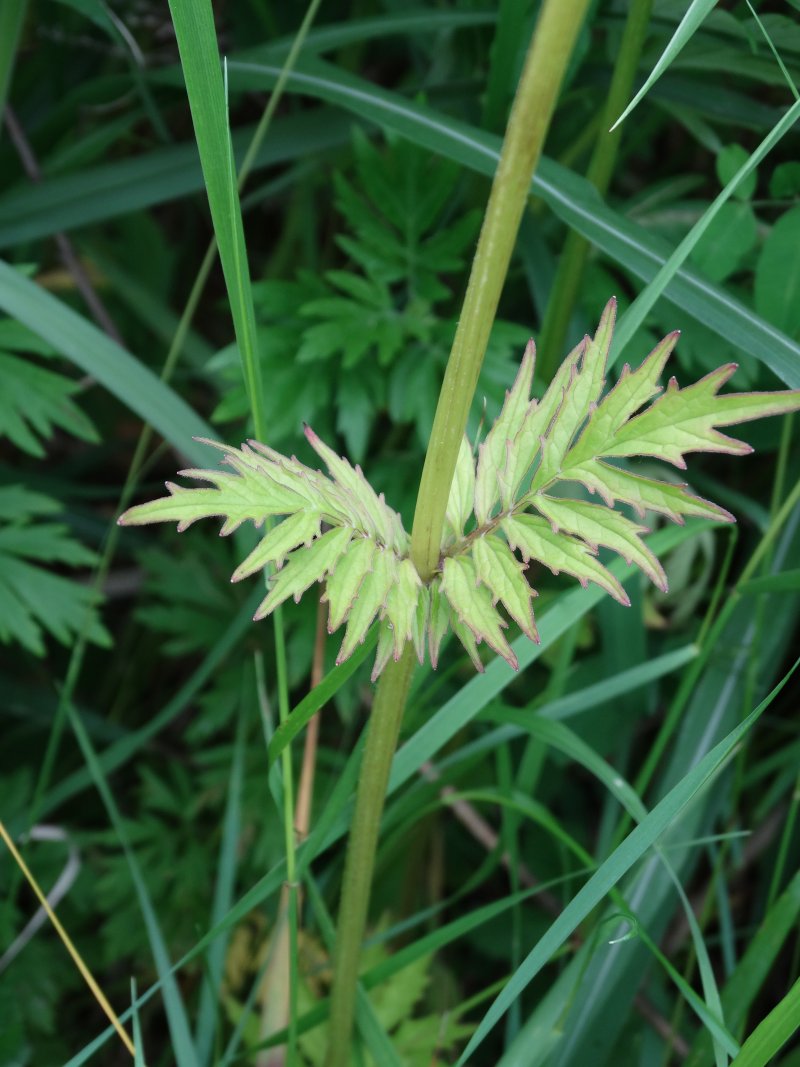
0, 319, 98, 457
120, 299, 800, 680
0, 486, 110, 656
208, 134, 527, 462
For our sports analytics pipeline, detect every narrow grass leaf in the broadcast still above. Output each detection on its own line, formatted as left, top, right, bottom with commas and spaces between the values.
729, 977, 800, 1066
610, 98, 800, 370
268, 626, 378, 762
131, 979, 145, 1067
63, 701, 198, 1067
227, 57, 800, 386
167, 0, 264, 434
611, 1, 718, 130
194, 710, 245, 1065
0, 260, 211, 462
454, 663, 798, 1065
687, 868, 800, 1066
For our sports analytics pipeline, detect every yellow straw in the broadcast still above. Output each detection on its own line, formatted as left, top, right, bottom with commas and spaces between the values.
0, 819, 136, 1058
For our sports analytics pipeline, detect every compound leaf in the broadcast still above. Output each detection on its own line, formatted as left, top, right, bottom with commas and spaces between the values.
531, 494, 667, 592
441, 555, 517, 669
0, 350, 98, 457
324, 535, 376, 632
600, 365, 800, 469
337, 546, 396, 665
472, 533, 538, 642
232, 510, 321, 582
255, 526, 352, 620
384, 558, 423, 658
119, 297, 800, 679
475, 338, 535, 523
503, 514, 629, 606
446, 435, 476, 539
0, 486, 109, 656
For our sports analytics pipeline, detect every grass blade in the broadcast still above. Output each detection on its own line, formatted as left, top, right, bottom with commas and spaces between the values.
455, 661, 798, 1064
63, 699, 198, 1067
610, 96, 800, 369
227, 56, 800, 386
0, 259, 212, 462
193, 706, 246, 1065
729, 977, 800, 1066
168, 0, 264, 437
611, 0, 718, 130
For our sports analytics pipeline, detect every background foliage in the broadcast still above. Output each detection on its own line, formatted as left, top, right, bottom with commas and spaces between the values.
0, 2, 799, 1065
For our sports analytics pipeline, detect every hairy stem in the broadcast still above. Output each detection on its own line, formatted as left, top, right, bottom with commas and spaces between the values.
410, 0, 591, 582
537, 0, 652, 381
324, 649, 416, 1066
325, 3, 590, 1064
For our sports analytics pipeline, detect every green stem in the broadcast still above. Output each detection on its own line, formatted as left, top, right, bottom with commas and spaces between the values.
409, 0, 591, 582
537, 0, 652, 382
325, 3, 590, 1064
325, 648, 416, 1064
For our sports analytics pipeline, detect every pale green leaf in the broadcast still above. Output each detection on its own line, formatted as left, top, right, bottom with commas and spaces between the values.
231, 510, 321, 582
579, 295, 616, 411
445, 435, 476, 538
441, 555, 517, 669
565, 331, 679, 467
604, 365, 800, 469
474, 338, 535, 523
323, 535, 375, 632
472, 533, 537, 641
244, 441, 341, 514
254, 526, 352, 620
530, 310, 614, 492
531, 494, 667, 592
503, 514, 628, 605
560, 459, 733, 524
503, 337, 584, 503
304, 424, 402, 549
412, 583, 429, 664
371, 621, 396, 683
428, 579, 449, 669
449, 610, 484, 673
384, 557, 422, 658
337, 546, 396, 664
119, 441, 309, 534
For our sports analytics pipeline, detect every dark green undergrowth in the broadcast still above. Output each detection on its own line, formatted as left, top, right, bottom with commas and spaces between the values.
1, 2, 799, 1066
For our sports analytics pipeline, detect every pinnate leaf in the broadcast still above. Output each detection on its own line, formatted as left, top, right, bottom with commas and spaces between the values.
232, 510, 321, 582
445, 435, 476, 539
441, 556, 517, 669
474, 339, 535, 523
560, 459, 732, 524
531, 494, 667, 592
119, 297, 800, 680
428, 579, 450, 669
255, 527, 352, 620
471, 533, 538, 642
384, 558, 423, 658
600, 364, 800, 469
503, 514, 629, 606
323, 535, 376, 632
337, 547, 396, 664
